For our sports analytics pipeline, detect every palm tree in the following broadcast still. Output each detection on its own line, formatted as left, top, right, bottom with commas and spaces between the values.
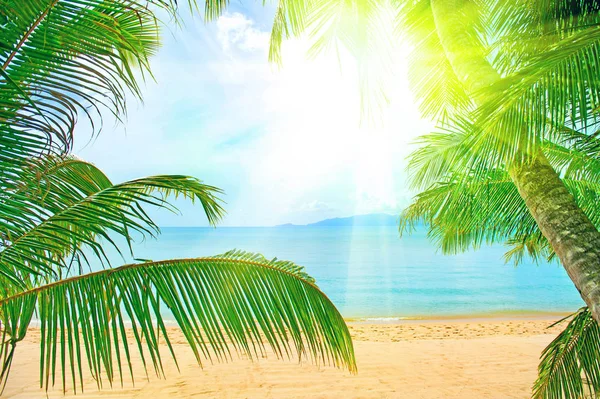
395, 115, 600, 398
413, 0, 600, 324
256, 0, 600, 321
0, 0, 356, 393
249, 1, 600, 397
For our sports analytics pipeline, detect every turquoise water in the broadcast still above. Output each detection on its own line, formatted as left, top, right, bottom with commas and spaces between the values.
113, 226, 583, 318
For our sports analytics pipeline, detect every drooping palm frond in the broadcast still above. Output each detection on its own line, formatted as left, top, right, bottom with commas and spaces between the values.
405, 115, 521, 194
2, 155, 113, 210
529, 0, 600, 34
401, 118, 600, 264
308, 0, 396, 118
0, 0, 162, 170
402, 164, 600, 264
400, 166, 538, 257
545, 124, 600, 182
463, 0, 600, 164
0, 170, 225, 288
0, 250, 356, 393
533, 307, 600, 399
398, 0, 472, 121
265, 0, 311, 64
0, 0, 220, 180
406, 112, 600, 188
264, 0, 476, 119
249, 0, 401, 118
478, 26, 600, 152
503, 233, 554, 265
266, 0, 391, 62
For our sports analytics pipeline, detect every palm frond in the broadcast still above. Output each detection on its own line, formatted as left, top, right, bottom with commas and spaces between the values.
0, 250, 356, 392
400, 167, 537, 256
3, 155, 113, 210
533, 307, 600, 399
528, 0, 600, 34
0, 174, 225, 288
402, 122, 600, 264
503, 233, 553, 265
265, 0, 399, 118
0, 0, 214, 177
477, 16, 600, 160
545, 124, 600, 183
398, 0, 472, 120
405, 116, 504, 191
267, 0, 311, 64
0, 0, 163, 168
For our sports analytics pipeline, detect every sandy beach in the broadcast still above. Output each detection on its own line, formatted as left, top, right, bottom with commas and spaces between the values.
3, 316, 568, 398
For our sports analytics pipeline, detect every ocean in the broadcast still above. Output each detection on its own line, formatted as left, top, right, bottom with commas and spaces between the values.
109, 225, 583, 319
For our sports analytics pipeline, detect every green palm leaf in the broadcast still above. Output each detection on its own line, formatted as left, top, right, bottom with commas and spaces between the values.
0, 250, 356, 393
3, 155, 113, 210
477, 26, 600, 154
545, 126, 600, 183
398, 0, 472, 120
401, 121, 600, 264
0, 171, 225, 288
0, 0, 208, 178
0, 0, 160, 166
533, 307, 600, 399
252, 0, 399, 117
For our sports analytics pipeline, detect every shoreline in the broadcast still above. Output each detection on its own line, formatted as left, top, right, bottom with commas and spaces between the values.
345, 309, 573, 324
23, 311, 574, 329
23, 310, 574, 328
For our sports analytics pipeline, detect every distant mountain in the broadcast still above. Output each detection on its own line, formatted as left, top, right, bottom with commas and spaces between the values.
309, 213, 398, 226
276, 213, 398, 227
276, 223, 295, 227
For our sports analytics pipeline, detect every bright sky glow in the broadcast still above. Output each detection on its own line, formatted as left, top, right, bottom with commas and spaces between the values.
74, 3, 432, 226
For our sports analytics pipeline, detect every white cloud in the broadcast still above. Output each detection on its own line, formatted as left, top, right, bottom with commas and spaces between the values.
216, 12, 270, 54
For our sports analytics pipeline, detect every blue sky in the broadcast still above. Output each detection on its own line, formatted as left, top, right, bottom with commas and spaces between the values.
74, 2, 432, 227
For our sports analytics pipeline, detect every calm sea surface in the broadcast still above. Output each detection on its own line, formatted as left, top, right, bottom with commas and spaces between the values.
108, 226, 583, 319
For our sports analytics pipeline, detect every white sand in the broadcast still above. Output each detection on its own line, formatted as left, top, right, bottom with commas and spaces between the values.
3, 317, 566, 398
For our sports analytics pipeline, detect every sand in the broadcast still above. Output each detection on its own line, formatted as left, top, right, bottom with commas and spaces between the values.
2, 316, 568, 398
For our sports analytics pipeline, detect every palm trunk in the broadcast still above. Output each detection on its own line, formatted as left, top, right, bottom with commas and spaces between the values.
430, 0, 600, 321
510, 154, 600, 319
